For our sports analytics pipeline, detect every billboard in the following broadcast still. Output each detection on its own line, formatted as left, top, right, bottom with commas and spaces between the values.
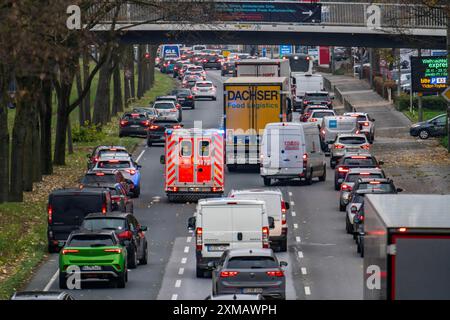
215, 2, 321, 23
161, 45, 180, 59
411, 56, 448, 93
280, 45, 293, 56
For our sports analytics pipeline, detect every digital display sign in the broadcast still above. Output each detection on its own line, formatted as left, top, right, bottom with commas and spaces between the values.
215, 2, 321, 23
411, 56, 448, 93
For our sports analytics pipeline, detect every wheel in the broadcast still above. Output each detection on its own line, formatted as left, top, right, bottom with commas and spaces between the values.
147, 140, 152, 147
279, 239, 287, 252
48, 243, 59, 253
212, 97, 217, 101
339, 202, 346, 212
356, 237, 361, 253
334, 179, 340, 191
196, 265, 204, 278
319, 165, 326, 182
305, 169, 313, 185
132, 186, 140, 198
128, 246, 138, 269
330, 158, 336, 169
263, 177, 271, 186
59, 272, 67, 289
227, 164, 236, 172
139, 243, 148, 265
346, 215, 352, 234
117, 271, 126, 288
418, 129, 430, 139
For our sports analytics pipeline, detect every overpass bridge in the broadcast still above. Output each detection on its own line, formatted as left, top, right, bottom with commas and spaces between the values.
91, 1, 448, 48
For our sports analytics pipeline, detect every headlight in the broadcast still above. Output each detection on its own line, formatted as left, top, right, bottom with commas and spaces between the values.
411, 124, 420, 128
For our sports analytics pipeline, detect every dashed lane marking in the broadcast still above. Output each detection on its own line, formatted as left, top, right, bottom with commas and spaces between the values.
305, 286, 311, 295
296, 236, 301, 243
288, 192, 293, 197
178, 268, 185, 275
136, 149, 146, 162
298, 251, 304, 258
301, 268, 307, 275
293, 223, 298, 229
186, 237, 192, 243
175, 280, 182, 288
290, 201, 295, 206
184, 246, 190, 253
43, 270, 59, 292
181, 257, 187, 264
171, 294, 178, 300
291, 211, 296, 217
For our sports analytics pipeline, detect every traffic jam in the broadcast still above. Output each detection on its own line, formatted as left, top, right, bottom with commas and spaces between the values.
21, 44, 450, 302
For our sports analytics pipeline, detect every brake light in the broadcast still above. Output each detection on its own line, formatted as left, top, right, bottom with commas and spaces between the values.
266, 270, 284, 277
93, 156, 99, 163
321, 129, 326, 135
361, 144, 370, 150
95, 172, 105, 176
101, 201, 107, 214
303, 100, 309, 104
262, 226, 269, 248
220, 271, 239, 278
47, 204, 53, 224
111, 195, 121, 203
341, 184, 352, 191
309, 118, 317, 122
62, 249, 79, 255
351, 156, 368, 159
360, 172, 371, 175
120, 120, 128, 127
125, 169, 136, 175
363, 122, 369, 126
196, 227, 203, 251
141, 120, 150, 126
118, 230, 133, 240
398, 227, 407, 232
338, 167, 349, 173
108, 160, 119, 163
104, 248, 122, 253
187, 95, 193, 99
369, 181, 381, 184
281, 201, 287, 214
173, 125, 182, 129
355, 130, 360, 134
334, 144, 345, 149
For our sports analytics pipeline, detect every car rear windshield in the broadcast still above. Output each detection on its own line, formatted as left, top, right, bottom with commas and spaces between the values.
173, 89, 191, 96
98, 150, 128, 158
342, 157, 376, 166
67, 234, 115, 247
356, 115, 368, 122
306, 93, 328, 99
156, 97, 176, 101
82, 218, 127, 232
188, 67, 203, 72
346, 173, 383, 183
154, 103, 174, 109
357, 183, 394, 193
227, 256, 278, 269
338, 137, 366, 144
313, 111, 334, 118
51, 194, 103, 222
123, 114, 146, 120
153, 120, 178, 125
81, 174, 116, 184
97, 161, 130, 169
196, 83, 212, 87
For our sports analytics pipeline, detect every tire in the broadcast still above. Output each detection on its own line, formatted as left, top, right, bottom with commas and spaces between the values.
263, 177, 271, 186
334, 179, 340, 191
419, 129, 430, 139
59, 272, 67, 289
306, 169, 313, 185
212, 97, 217, 101
319, 165, 326, 182
196, 266, 204, 278
48, 244, 59, 253
346, 215, 352, 234
339, 202, 346, 212
356, 238, 361, 253
330, 158, 336, 169
139, 243, 148, 265
279, 239, 287, 252
117, 271, 126, 288
132, 186, 140, 198
128, 246, 138, 269
147, 140, 152, 147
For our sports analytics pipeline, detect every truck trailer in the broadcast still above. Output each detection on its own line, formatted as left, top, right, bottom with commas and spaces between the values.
364, 194, 450, 300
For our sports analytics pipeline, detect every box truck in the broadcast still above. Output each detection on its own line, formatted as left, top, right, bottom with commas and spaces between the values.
363, 194, 450, 300
223, 77, 292, 169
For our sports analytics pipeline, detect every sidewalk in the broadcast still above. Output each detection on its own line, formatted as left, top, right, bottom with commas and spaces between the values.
320, 72, 450, 194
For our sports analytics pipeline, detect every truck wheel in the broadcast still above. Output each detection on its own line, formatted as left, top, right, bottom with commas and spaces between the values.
263, 177, 271, 186
147, 140, 152, 147
59, 272, 67, 289
196, 266, 204, 278
319, 165, 326, 182
306, 169, 313, 185
280, 239, 287, 252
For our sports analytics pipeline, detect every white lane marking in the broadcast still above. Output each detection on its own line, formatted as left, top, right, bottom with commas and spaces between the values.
298, 251, 304, 258
291, 211, 296, 217
288, 192, 293, 197
178, 268, 185, 275
186, 237, 192, 243
136, 149, 146, 162
43, 270, 59, 292
293, 223, 298, 229
171, 294, 178, 300
290, 201, 295, 206
305, 286, 311, 295
181, 257, 187, 264
175, 280, 182, 288
296, 236, 301, 243
184, 246, 190, 253
301, 267, 307, 275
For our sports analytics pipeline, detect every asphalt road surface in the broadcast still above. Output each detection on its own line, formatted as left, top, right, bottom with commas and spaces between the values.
25, 70, 363, 300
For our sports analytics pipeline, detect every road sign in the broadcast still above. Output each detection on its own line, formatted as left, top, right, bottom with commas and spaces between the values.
442, 87, 450, 103
279, 45, 293, 56
411, 56, 448, 93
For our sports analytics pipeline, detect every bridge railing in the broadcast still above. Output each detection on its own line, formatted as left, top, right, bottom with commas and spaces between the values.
91, 1, 447, 30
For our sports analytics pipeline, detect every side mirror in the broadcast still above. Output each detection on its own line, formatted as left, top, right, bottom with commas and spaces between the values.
140, 225, 148, 232
284, 201, 290, 210
187, 217, 196, 231
396, 188, 404, 193
338, 178, 344, 184
137, 164, 142, 169
378, 160, 384, 165
207, 261, 217, 269
268, 217, 275, 229
160, 155, 166, 165
280, 261, 288, 267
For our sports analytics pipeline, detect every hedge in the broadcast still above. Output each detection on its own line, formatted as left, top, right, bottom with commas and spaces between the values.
394, 94, 448, 111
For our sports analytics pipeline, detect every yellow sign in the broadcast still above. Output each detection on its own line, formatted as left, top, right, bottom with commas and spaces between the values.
442, 87, 450, 103
222, 50, 231, 58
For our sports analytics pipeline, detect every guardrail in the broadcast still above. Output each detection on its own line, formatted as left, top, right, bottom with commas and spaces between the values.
91, 1, 447, 30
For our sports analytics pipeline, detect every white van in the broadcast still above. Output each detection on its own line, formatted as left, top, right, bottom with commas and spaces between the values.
319, 116, 359, 153
188, 198, 273, 278
228, 189, 289, 252
293, 74, 324, 111
260, 122, 326, 186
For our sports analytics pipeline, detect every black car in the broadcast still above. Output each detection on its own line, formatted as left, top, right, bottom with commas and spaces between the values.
170, 88, 195, 109
334, 153, 384, 190
147, 119, 183, 146
47, 188, 113, 253
301, 92, 333, 110
221, 59, 236, 76
81, 212, 148, 268
81, 170, 131, 189
409, 114, 447, 140
119, 112, 150, 137
202, 54, 221, 70
82, 183, 134, 213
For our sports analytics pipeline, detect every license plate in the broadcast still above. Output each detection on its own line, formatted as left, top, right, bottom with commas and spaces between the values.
82, 266, 102, 271
346, 148, 360, 152
130, 125, 140, 128
178, 98, 185, 101
208, 245, 228, 252
243, 288, 263, 294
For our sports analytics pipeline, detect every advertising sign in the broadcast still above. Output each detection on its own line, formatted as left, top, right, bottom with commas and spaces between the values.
216, 2, 321, 23
162, 45, 180, 59
411, 56, 448, 93
280, 45, 293, 56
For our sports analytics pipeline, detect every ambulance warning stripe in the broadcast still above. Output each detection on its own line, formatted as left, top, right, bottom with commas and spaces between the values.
213, 136, 224, 187
167, 176, 176, 186
214, 176, 222, 186
166, 137, 177, 187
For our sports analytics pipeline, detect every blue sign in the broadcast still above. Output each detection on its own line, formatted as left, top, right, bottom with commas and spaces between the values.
329, 119, 337, 129
162, 45, 180, 59
280, 45, 293, 56
262, 48, 267, 58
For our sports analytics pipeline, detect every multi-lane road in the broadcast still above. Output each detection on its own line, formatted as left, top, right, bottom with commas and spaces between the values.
25, 70, 364, 300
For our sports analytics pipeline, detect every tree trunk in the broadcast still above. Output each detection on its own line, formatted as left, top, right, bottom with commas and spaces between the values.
149, 45, 158, 88
137, 45, 144, 99
40, 79, 53, 175
93, 59, 112, 126
129, 46, 136, 99
83, 49, 91, 124
67, 118, 73, 155
0, 67, 9, 203
76, 61, 85, 126
54, 82, 71, 166
112, 61, 123, 115
31, 101, 41, 183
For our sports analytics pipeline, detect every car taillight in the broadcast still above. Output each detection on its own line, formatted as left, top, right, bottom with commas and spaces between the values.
302, 153, 308, 168
220, 271, 239, 278
95, 172, 105, 176
173, 125, 182, 129
104, 248, 122, 253
187, 95, 193, 99
196, 227, 203, 251
93, 156, 99, 163
150, 125, 159, 130
120, 120, 128, 127
125, 169, 136, 175
303, 100, 309, 104
355, 130, 360, 134
62, 249, 79, 255
321, 129, 326, 135
141, 120, 150, 126
334, 144, 345, 149
262, 226, 269, 248
363, 122, 369, 126
102, 201, 107, 214
309, 118, 317, 122
118, 230, 133, 240
47, 204, 53, 224
266, 270, 284, 277
338, 167, 349, 173
176, 104, 181, 109
361, 144, 370, 150
341, 184, 352, 191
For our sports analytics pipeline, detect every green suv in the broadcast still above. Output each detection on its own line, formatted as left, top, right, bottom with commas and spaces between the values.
59, 230, 127, 289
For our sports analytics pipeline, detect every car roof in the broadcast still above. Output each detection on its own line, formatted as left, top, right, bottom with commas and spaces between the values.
357, 178, 391, 183
81, 183, 118, 189
69, 229, 116, 237
226, 248, 274, 258
342, 152, 373, 158
84, 212, 130, 219
154, 100, 175, 104
156, 95, 177, 99
97, 154, 131, 161
337, 133, 367, 138
86, 170, 119, 175
50, 188, 107, 195
95, 145, 127, 151
195, 81, 212, 84
11, 291, 71, 300
198, 198, 266, 206
230, 189, 282, 196
344, 112, 368, 116
347, 167, 383, 174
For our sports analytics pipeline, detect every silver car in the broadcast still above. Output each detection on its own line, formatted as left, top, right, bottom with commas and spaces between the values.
338, 167, 385, 211
330, 133, 370, 169
152, 100, 181, 122
210, 248, 287, 300
343, 112, 376, 143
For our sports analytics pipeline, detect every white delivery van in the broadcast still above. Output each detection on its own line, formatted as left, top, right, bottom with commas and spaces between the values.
294, 74, 324, 111
260, 122, 326, 186
188, 198, 273, 278
228, 189, 289, 252
319, 116, 359, 153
